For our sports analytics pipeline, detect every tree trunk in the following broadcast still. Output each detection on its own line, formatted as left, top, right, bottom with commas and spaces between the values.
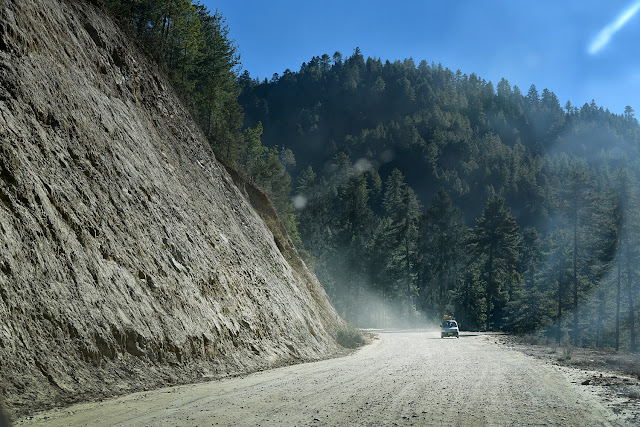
486, 244, 494, 329
628, 268, 636, 352
595, 293, 602, 348
205, 99, 212, 139
616, 261, 621, 351
162, 16, 168, 38
573, 209, 579, 345
529, 261, 535, 290
558, 280, 562, 319
405, 230, 412, 313
382, 288, 387, 329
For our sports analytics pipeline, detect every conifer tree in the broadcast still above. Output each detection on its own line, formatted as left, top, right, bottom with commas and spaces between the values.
506, 227, 551, 332
613, 168, 640, 351
557, 159, 596, 344
418, 188, 468, 319
236, 47, 640, 336
471, 195, 521, 329
383, 170, 421, 312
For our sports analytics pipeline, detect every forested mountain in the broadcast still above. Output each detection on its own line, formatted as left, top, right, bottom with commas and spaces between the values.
102, 0, 640, 350
239, 48, 640, 350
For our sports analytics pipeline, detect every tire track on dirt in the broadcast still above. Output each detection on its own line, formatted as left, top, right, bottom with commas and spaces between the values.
18, 331, 619, 426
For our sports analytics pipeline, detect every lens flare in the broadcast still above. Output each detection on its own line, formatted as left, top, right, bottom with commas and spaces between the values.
588, 0, 640, 55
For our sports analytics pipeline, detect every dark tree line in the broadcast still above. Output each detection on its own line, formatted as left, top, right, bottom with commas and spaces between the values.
239, 48, 640, 350
106, 0, 242, 147
104, 1, 640, 350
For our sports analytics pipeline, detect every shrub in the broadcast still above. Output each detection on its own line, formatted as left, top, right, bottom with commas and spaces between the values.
558, 346, 573, 361
336, 324, 364, 349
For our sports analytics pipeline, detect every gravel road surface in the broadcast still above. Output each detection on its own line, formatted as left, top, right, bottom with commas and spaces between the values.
18, 330, 619, 426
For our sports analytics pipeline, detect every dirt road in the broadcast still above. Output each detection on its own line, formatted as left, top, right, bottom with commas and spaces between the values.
18, 331, 621, 426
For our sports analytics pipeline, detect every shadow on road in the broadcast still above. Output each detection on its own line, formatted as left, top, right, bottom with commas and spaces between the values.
362, 329, 439, 334
426, 333, 481, 340
0, 402, 11, 427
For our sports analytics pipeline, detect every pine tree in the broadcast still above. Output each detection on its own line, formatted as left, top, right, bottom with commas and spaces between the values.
417, 188, 468, 320
471, 194, 521, 329
336, 173, 377, 323
613, 168, 640, 351
556, 159, 596, 344
235, 46, 640, 335
382, 170, 421, 314
506, 227, 551, 332
367, 218, 396, 326
453, 267, 486, 330
194, 4, 241, 150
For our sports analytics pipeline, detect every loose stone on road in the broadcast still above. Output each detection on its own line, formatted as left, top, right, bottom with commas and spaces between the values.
20, 330, 617, 426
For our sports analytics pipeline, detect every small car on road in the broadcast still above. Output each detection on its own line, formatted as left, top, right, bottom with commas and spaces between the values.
440, 319, 459, 338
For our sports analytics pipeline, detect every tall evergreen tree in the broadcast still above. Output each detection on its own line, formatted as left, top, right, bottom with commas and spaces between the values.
382, 170, 421, 313
335, 173, 377, 322
471, 195, 521, 329
506, 227, 551, 332
613, 168, 640, 351
418, 188, 468, 319
556, 159, 596, 344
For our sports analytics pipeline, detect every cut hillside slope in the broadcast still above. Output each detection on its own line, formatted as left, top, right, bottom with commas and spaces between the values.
0, 0, 344, 418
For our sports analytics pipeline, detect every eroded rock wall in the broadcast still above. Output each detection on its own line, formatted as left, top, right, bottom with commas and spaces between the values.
0, 0, 342, 417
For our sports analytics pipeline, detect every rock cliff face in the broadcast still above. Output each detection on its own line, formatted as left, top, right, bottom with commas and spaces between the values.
0, 0, 342, 417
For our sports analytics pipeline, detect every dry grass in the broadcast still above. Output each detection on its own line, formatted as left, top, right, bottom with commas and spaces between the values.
335, 324, 365, 349
557, 346, 573, 362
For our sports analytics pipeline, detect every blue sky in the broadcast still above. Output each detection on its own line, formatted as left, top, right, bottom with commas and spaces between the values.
202, 0, 640, 114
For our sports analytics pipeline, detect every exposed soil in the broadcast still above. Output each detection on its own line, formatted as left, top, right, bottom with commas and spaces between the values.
15, 330, 630, 426
0, 0, 343, 419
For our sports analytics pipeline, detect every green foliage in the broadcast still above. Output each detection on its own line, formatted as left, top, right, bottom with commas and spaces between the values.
381, 170, 421, 308
236, 47, 640, 346
104, 0, 301, 245
454, 268, 487, 331
418, 188, 469, 319
106, 0, 242, 152
90, 10, 640, 345
471, 194, 522, 329
335, 323, 365, 349
506, 227, 553, 333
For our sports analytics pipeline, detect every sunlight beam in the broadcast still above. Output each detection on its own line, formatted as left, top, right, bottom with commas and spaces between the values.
588, 0, 640, 55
